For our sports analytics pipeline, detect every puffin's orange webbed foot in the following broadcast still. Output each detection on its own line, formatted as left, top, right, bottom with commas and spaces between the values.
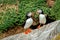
37, 25, 40, 29
24, 28, 32, 34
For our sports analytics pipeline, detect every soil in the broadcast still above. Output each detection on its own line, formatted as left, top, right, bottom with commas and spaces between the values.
0, 0, 19, 13
0, 26, 26, 39
0, 4, 18, 13
47, 0, 55, 8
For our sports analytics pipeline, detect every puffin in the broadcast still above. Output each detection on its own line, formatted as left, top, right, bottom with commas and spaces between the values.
24, 12, 33, 34
37, 9, 46, 27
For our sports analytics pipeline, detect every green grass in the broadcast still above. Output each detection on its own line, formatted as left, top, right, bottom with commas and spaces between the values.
0, 0, 17, 4
0, 0, 18, 33
51, 0, 60, 20
0, 0, 60, 33
18, 0, 55, 25
19, 0, 60, 25
0, 8, 18, 33
18, 0, 60, 25
18, 0, 49, 25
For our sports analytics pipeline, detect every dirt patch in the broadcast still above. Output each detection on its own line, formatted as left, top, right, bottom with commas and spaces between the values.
0, 26, 26, 39
47, 0, 55, 7
0, 3, 18, 13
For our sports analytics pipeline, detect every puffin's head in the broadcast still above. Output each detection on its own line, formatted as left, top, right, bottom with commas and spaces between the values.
27, 12, 32, 17
37, 9, 43, 14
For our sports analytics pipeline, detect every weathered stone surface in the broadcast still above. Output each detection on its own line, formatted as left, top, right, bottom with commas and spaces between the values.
1, 20, 60, 40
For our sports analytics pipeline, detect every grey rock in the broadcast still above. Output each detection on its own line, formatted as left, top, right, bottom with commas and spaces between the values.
1, 20, 60, 40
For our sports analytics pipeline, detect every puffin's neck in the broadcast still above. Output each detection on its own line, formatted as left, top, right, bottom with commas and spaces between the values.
40, 13, 43, 15
26, 16, 31, 19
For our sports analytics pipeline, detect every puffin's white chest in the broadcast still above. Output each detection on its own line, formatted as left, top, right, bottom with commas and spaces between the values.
39, 14, 46, 24
24, 18, 33, 29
